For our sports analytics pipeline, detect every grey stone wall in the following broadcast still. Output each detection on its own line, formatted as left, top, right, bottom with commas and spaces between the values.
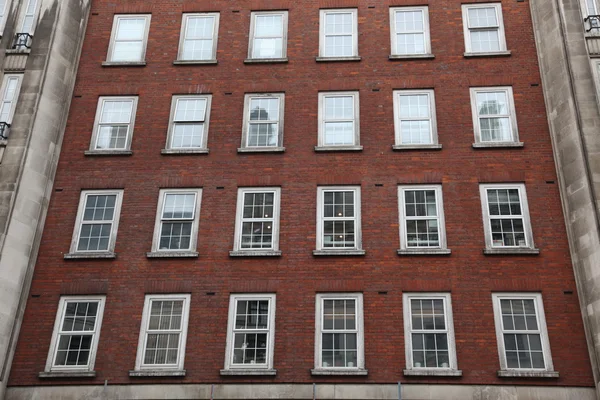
0, 0, 90, 398
4, 383, 597, 400
529, 0, 600, 397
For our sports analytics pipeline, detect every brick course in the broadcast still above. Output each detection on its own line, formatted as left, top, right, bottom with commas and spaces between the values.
7, 0, 594, 389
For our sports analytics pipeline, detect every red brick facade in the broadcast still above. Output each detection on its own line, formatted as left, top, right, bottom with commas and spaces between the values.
8, 0, 594, 390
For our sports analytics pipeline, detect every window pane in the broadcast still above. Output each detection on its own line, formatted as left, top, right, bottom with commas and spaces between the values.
172, 124, 204, 148
101, 101, 133, 124
162, 194, 196, 219
325, 13, 352, 34
175, 99, 206, 122
112, 41, 143, 62
253, 38, 283, 58
468, 7, 498, 28
116, 18, 146, 40
470, 30, 500, 52
325, 96, 354, 119
255, 14, 283, 36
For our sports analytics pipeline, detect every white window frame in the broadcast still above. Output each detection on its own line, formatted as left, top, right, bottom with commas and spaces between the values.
177, 13, 220, 62
470, 86, 520, 146
248, 11, 288, 60
240, 93, 285, 151
461, 3, 507, 55
150, 188, 203, 254
389, 7, 431, 57
89, 96, 138, 153
592, 60, 600, 108
18, 0, 39, 35
44, 296, 106, 373
317, 91, 361, 150
491, 293, 555, 373
164, 95, 212, 152
582, 0, 600, 32
403, 293, 458, 373
319, 9, 359, 59
398, 185, 447, 251
106, 14, 152, 63
69, 190, 124, 255
134, 294, 191, 372
315, 186, 362, 252
0, 0, 10, 36
0, 74, 23, 125
232, 187, 281, 254
479, 183, 535, 250
313, 293, 365, 372
223, 293, 277, 372
393, 89, 438, 148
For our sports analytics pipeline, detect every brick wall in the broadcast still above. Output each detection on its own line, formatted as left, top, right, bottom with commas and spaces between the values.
7, 0, 594, 388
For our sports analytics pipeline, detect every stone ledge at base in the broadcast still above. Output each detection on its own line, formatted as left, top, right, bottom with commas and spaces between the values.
310, 369, 368, 376
6, 383, 594, 400
497, 370, 559, 378
129, 370, 186, 377
38, 371, 96, 379
220, 369, 277, 376
403, 369, 462, 376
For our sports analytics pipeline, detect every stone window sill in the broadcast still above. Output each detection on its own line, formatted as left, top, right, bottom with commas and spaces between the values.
472, 142, 524, 149
403, 369, 462, 377
102, 61, 146, 67
161, 148, 209, 155
311, 368, 368, 376
39, 371, 96, 378
397, 248, 451, 256
238, 147, 286, 153
393, 144, 442, 151
220, 369, 277, 376
244, 58, 288, 64
314, 145, 363, 152
389, 54, 435, 60
0, 139, 7, 146
173, 59, 217, 65
497, 370, 559, 378
6, 48, 31, 55
316, 56, 361, 62
229, 250, 282, 257
129, 369, 186, 377
313, 249, 366, 256
146, 251, 199, 258
464, 51, 511, 58
483, 248, 540, 255
64, 252, 116, 260
84, 150, 133, 156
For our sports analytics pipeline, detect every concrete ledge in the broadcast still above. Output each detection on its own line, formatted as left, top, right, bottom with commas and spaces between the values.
316, 56, 361, 62
84, 150, 133, 156
483, 248, 540, 255
237, 147, 286, 153
403, 369, 462, 377
472, 142, 524, 149
6, 383, 595, 400
497, 370, 559, 378
102, 61, 146, 67
392, 144, 442, 151
229, 250, 282, 257
313, 250, 366, 256
220, 369, 277, 376
244, 58, 288, 64
64, 252, 116, 259
464, 50, 511, 57
311, 369, 368, 376
389, 54, 435, 60
5, 49, 31, 55
314, 145, 363, 152
173, 59, 217, 65
161, 148, 209, 155
129, 370, 186, 377
38, 371, 96, 378
146, 251, 199, 258
0, 139, 7, 146
397, 248, 451, 256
